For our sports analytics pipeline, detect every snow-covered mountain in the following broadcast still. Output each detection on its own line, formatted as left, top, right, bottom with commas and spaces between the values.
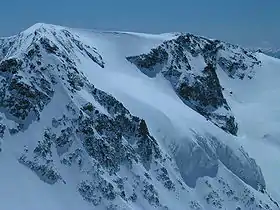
0, 23, 280, 210
261, 48, 280, 59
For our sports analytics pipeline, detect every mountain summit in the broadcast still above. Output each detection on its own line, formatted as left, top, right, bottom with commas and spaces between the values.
0, 23, 279, 210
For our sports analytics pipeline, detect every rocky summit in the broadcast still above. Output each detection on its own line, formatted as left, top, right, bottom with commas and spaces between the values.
0, 23, 279, 210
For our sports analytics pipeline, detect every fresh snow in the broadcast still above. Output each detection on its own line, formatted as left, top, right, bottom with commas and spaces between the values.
217, 53, 280, 202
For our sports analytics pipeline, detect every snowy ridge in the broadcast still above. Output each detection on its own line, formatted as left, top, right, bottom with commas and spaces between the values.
261, 48, 280, 59
0, 23, 279, 210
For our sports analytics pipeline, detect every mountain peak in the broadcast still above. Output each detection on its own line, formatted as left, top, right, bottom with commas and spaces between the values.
23, 23, 64, 34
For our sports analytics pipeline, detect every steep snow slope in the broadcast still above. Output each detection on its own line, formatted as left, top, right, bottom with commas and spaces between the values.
217, 53, 280, 204
0, 23, 279, 210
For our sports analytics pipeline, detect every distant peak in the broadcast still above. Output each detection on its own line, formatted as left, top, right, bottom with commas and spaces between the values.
24, 23, 49, 31
22, 23, 66, 35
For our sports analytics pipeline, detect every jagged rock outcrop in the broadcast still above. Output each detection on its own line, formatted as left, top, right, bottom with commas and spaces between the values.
127, 34, 260, 135
0, 26, 172, 209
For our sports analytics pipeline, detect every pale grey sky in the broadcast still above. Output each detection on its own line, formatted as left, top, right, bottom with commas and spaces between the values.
1, 0, 279, 48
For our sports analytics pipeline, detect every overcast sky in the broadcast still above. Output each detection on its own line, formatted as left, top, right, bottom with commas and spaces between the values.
1, 0, 279, 48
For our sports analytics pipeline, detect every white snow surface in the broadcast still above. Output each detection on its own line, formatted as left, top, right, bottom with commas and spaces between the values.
0, 23, 280, 210
217, 54, 280, 201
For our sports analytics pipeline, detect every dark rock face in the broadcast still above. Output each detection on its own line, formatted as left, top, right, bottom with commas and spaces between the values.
40, 37, 59, 54
155, 167, 175, 191
0, 123, 6, 138
0, 26, 170, 209
217, 43, 261, 80
0, 58, 23, 74
0, 24, 107, 132
77, 87, 162, 173
177, 63, 238, 135
141, 181, 160, 207
19, 129, 62, 185
127, 34, 260, 135
78, 179, 116, 206
54, 126, 74, 156
0, 57, 54, 129
47, 87, 167, 208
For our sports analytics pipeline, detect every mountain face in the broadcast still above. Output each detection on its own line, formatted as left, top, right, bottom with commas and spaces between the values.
0, 23, 279, 210
127, 34, 260, 135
